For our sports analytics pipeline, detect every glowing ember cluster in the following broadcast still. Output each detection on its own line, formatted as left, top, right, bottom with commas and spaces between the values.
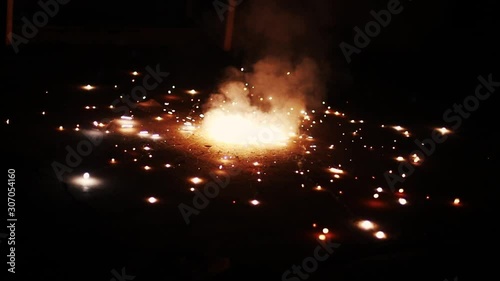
200, 82, 300, 147
40, 63, 464, 248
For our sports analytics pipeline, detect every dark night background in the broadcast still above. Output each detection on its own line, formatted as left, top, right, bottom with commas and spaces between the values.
1, 0, 499, 281
1, 0, 498, 120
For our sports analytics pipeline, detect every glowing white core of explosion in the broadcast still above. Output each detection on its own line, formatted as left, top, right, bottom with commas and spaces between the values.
201, 109, 295, 146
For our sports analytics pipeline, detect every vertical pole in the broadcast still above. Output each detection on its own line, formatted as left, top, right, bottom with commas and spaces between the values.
5, 0, 14, 45
223, 0, 236, 51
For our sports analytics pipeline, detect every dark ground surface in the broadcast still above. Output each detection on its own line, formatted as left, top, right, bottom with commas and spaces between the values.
1, 29, 499, 281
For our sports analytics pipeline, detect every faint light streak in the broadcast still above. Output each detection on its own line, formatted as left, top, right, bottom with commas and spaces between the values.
393, 126, 404, 131
436, 127, 451, 135
328, 167, 344, 174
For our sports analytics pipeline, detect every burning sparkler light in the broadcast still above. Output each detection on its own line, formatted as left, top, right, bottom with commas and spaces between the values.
357, 220, 375, 230
250, 199, 261, 206
82, 84, 95, 90
70, 172, 100, 190
201, 108, 294, 146
328, 167, 344, 174
436, 127, 451, 135
374, 231, 387, 239
190, 177, 203, 184
198, 57, 323, 149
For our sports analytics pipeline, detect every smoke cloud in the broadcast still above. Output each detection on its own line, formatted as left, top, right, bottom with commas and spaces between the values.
200, 0, 333, 145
